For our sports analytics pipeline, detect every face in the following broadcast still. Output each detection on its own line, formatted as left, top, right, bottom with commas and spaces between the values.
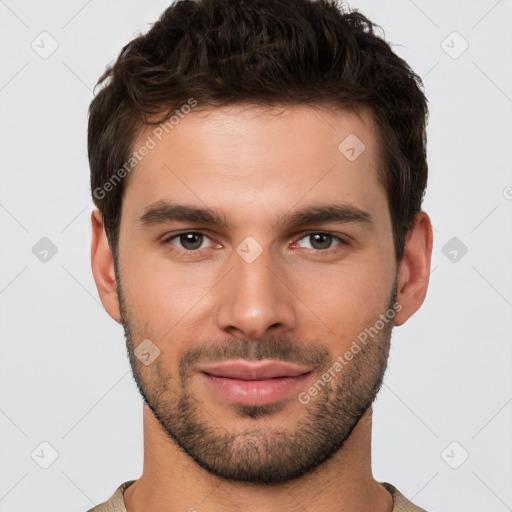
114, 104, 399, 483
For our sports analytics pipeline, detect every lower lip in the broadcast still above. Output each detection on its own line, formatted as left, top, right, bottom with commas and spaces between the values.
200, 372, 312, 406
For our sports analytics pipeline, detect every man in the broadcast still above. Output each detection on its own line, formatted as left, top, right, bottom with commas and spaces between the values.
87, 0, 433, 510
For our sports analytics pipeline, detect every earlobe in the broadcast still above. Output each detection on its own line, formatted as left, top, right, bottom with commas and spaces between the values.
90, 209, 122, 323
394, 211, 433, 326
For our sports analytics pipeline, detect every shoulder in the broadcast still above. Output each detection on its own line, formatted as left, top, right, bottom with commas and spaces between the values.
380, 481, 428, 512
86, 480, 136, 512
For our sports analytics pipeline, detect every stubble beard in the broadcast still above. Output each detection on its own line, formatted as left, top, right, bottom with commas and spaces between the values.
116, 271, 395, 485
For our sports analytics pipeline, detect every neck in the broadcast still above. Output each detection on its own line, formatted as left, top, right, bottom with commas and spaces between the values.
123, 405, 393, 512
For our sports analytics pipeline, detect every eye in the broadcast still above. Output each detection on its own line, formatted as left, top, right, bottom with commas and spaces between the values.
165, 232, 213, 251
296, 233, 344, 251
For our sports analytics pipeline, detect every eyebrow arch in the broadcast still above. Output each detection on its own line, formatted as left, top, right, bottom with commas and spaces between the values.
138, 200, 229, 228
278, 204, 373, 230
138, 200, 372, 231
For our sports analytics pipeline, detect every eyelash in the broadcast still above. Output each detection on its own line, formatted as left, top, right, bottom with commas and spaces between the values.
162, 231, 349, 255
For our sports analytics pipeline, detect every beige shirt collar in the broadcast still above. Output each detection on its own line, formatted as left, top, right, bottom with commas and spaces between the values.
87, 480, 427, 512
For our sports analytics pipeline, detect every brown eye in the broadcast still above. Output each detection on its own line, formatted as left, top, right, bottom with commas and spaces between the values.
166, 232, 208, 251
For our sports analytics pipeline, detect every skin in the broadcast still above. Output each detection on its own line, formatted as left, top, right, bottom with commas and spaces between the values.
91, 103, 433, 512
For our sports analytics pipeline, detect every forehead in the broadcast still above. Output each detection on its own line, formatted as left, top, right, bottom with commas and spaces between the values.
123, 103, 384, 218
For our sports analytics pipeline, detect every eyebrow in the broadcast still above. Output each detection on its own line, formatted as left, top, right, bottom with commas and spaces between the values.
137, 200, 373, 230
138, 201, 228, 228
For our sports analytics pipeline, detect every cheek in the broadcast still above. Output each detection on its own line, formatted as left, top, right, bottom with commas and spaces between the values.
292, 257, 395, 341
120, 249, 219, 330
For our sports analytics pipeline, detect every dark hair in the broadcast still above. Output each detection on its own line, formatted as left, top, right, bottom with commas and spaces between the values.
88, 0, 428, 262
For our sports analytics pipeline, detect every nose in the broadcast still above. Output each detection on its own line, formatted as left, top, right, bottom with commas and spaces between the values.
214, 247, 297, 340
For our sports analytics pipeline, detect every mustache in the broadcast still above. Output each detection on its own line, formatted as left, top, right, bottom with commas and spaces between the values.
178, 336, 333, 381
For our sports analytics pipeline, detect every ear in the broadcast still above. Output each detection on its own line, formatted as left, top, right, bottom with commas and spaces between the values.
91, 209, 122, 323
394, 211, 433, 326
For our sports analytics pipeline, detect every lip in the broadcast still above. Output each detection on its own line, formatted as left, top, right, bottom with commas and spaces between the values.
198, 360, 313, 406
197, 360, 312, 380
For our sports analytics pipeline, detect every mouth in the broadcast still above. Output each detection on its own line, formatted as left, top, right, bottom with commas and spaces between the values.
197, 360, 313, 406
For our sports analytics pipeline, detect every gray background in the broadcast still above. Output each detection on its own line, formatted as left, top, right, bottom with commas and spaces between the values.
1, 1, 511, 511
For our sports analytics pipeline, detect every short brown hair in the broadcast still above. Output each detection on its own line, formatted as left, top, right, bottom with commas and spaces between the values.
88, 0, 428, 262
